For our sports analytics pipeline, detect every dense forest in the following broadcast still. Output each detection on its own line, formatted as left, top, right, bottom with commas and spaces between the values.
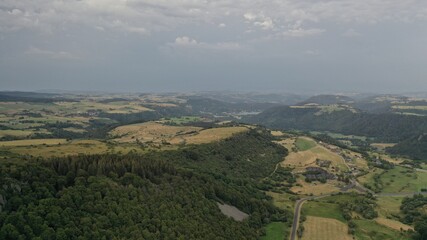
387, 134, 427, 160
247, 106, 427, 142
0, 129, 292, 239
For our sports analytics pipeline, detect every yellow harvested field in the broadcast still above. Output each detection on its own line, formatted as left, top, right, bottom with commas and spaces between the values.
111, 122, 202, 143
291, 178, 342, 195
371, 143, 396, 150
301, 216, 353, 240
0, 130, 34, 138
282, 144, 348, 173
270, 130, 285, 136
275, 138, 296, 151
375, 218, 413, 231
184, 127, 248, 144
111, 122, 248, 145
0, 139, 67, 147
55, 101, 153, 114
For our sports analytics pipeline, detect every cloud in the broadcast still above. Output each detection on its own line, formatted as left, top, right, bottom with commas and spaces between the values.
283, 28, 325, 37
174, 36, 199, 46
244, 12, 275, 30
25, 47, 79, 60
169, 36, 242, 50
304, 50, 320, 55
0, 0, 426, 37
343, 28, 361, 37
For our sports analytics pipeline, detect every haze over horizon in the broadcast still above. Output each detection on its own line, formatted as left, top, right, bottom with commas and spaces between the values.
1, 0, 427, 93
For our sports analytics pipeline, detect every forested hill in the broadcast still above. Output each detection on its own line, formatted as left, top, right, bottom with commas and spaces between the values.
246, 106, 427, 142
387, 133, 427, 160
0, 129, 291, 239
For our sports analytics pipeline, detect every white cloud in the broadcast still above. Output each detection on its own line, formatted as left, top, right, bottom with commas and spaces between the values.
283, 28, 325, 37
244, 12, 258, 21
218, 23, 226, 28
244, 12, 275, 30
174, 36, 199, 46
169, 36, 242, 50
254, 17, 274, 30
25, 47, 79, 59
0, 0, 426, 36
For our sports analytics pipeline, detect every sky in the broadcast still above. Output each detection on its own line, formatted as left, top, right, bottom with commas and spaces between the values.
1, 0, 427, 93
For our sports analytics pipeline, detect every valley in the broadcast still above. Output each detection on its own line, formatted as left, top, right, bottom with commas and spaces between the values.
1, 91, 427, 240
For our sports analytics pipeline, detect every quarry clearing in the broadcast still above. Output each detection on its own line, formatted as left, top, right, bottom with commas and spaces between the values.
217, 203, 249, 221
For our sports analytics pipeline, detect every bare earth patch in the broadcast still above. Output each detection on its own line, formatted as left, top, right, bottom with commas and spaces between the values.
217, 203, 249, 221
302, 216, 353, 240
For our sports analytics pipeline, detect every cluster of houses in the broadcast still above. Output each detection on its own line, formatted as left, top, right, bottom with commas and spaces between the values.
303, 167, 336, 182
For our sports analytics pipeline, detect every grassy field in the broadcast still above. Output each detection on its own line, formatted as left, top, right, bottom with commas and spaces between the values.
310, 131, 367, 141
301, 216, 352, 240
5, 139, 108, 157
2, 139, 148, 157
111, 121, 248, 146
261, 222, 288, 240
0, 129, 34, 138
283, 142, 348, 173
270, 131, 285, 137
376, 196, 404, 218
379, 166, 427, 193
303, 200, 345, 222
275, 138, 295, 152
110, 122, 202, 144
266, 191, 295, 212
184, 127, 248, 144
357, 168, 384, 185
295, 137, 316, 151
354, 219, 411, 240
371, 143, 396, 151
291, 178, 342, 196
0, 138, 67, 147
163, 116, 203, 125
374, 218, 413, 231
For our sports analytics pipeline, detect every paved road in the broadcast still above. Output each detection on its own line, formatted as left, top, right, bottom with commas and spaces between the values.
289, 194, 333, 240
